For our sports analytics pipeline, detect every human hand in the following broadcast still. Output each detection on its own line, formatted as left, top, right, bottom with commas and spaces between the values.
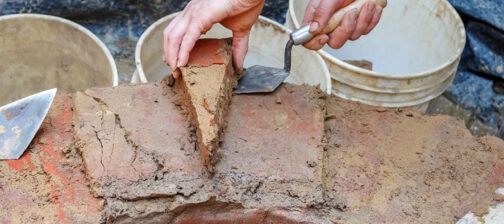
302, 0, 383, 50
163, 0, 265, 78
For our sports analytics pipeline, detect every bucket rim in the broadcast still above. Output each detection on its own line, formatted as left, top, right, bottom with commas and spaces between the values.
0, 13, 119, 86
135, 13, 179, 84
135, 13, 333, 94
332, 73, 455, 108
288, 0, 467, 80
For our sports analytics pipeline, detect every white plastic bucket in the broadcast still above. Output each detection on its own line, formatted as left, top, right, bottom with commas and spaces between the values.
0, 14, 118, 105
134, 14, 332, 94
287, 0, 466, 108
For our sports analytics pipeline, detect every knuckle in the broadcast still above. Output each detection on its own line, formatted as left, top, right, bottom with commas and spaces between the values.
342, 25, 354, 35
328, 39, 342, 49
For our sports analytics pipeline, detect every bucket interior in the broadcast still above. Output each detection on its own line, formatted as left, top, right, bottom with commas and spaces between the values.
138, 17, 331, 93
0, 16, 115, 105
292, 0, 465, 76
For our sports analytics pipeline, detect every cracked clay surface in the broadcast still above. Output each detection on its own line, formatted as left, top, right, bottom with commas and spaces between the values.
73, 81, 208, 205
67, 82, 504, 223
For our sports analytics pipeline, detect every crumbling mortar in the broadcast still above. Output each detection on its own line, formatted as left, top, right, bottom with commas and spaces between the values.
320, 96, 342, 211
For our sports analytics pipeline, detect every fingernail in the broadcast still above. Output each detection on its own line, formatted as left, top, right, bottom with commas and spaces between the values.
177, 61, 183, 68
310, 22, 319, 32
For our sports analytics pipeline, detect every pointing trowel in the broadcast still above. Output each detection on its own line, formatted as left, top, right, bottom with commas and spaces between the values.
234, 0, 387, 94
0, 89, 57, 160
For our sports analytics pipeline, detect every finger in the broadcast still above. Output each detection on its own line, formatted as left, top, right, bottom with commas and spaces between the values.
364, 6, 383, 35
302, 0, 321, 25
173, 68, 181, 79
327, 9, 358, 49
350, 2, 375, 40
163, 17, 178, 64
177, 23, 203, 68
231, 31, 250, 70
303, 34, 329, 50
163, 11, 187, 64
166, 15, 190, 71
310, 0, 354, 33
163, 27, 170, 64
310, 0, 345, 33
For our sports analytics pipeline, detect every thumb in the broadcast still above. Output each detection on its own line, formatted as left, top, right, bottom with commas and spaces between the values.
231, 31, 250, 70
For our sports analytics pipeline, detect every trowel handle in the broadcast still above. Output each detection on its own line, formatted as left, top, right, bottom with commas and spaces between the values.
290, 0, 387, 45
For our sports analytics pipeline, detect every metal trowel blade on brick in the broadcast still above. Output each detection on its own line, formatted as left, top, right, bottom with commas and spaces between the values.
234, 0, 387, 94
233, 23, 315, 94
234, 65, 291, 94
234, 36, 296, 94
0, 89, 57, 160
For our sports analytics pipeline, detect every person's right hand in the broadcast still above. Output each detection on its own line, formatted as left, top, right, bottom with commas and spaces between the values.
302, 0, 383, 50
163, 0, 265, 78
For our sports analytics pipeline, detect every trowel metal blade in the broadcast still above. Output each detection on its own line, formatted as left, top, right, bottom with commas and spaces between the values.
234, 65, 289, 94
0, 89, 57, 160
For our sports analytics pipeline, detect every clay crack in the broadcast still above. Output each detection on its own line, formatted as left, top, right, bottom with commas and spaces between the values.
84, 92, 111, 173
113, 113, 164, 173
81, 91, 110, 123
95, 130, 106, 171
113, 113, 139, 173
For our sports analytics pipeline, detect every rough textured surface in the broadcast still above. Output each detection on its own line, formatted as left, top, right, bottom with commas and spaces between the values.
175, 38, 238, 171
71, 81, 503, 223
0, 95, 102, 224
72, 80, 210, 222
322, 97, 504, 223
1, 81, 503, 223
213, 85, 326, 210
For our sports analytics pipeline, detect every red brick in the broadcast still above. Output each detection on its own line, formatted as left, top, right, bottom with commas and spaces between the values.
176, 38, 237, 170
64, 80, 504, 223
187, 38, 229, 66
0, 95, 102, 224
73, 82, 208, 202
214, 84, 326, 208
